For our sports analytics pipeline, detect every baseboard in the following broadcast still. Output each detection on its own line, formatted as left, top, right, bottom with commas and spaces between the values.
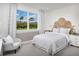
21, 40, 32, 45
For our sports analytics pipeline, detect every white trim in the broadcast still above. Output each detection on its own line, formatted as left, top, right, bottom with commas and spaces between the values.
21, 40, 32, 45
16, 30, 39, 34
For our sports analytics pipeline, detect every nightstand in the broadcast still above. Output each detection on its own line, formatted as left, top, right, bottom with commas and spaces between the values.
69, 35, 79, 47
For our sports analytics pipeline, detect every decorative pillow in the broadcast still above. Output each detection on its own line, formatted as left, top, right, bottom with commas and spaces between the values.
3, 35, 14, 43
53, 28, 60, 33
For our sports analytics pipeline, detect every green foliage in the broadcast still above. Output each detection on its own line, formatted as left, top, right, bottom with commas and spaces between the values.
29, 17, 34, 21
20, 16, 24, 20
29, 22, 37, 29
16, 22, 37, 30
17, 22, 27, 30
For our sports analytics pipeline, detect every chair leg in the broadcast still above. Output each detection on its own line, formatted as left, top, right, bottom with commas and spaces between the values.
14, 50, 16, 54
19, 46, 21, 49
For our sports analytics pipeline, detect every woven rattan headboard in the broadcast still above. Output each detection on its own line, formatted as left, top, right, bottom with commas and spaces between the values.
53, 17, 72, 28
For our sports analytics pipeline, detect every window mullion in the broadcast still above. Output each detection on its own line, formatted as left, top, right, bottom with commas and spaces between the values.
27, 12, 29, 30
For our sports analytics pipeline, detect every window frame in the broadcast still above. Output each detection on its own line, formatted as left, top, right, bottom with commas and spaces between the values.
16, 9, 39, 33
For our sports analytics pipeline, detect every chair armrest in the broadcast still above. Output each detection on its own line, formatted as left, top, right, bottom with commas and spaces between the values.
14, 38, 22, 42
3, 42, 13, 45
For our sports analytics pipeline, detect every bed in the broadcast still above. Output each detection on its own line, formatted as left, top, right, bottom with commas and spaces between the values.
32, 17, 72, 55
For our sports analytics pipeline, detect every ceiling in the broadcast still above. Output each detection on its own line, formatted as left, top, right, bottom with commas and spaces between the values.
17, 3, 79, 11
24, 3, 79, 11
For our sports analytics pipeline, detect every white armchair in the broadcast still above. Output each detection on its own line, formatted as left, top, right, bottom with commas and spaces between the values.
3, 35, 22, 53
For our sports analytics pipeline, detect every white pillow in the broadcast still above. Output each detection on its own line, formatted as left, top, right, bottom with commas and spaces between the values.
59, 28, 70, 34
59, 28, 66, 34
53, 28, 60, 33
3, 35, 14, 43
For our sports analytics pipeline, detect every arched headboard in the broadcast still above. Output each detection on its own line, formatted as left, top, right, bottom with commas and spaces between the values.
53, 17, 72, 28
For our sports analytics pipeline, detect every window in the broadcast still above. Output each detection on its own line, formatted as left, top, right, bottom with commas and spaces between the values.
29, 12, 38, 30
16, 9, 38, 31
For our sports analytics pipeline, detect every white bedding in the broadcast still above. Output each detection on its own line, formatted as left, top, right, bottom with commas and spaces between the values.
32, 32, 69, 55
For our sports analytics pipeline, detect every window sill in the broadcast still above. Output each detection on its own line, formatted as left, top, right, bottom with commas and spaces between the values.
16, 29, 39, 34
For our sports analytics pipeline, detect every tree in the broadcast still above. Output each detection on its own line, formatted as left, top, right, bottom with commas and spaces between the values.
20, 16, 24, 20
29, 17, 34, 21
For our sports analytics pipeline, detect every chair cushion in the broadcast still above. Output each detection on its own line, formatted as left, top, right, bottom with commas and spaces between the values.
3, 35, 14, 43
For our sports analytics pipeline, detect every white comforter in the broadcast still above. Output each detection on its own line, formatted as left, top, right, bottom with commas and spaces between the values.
32, 32, 69, 55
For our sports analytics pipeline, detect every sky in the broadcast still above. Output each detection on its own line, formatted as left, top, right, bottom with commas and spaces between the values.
16, 9, 37, 22
16, 9, 27, 18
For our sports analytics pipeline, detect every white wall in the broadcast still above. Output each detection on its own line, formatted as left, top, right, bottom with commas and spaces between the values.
39, 10, 45, 33
0, 4, 9, 36
44, 5, 79, 31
